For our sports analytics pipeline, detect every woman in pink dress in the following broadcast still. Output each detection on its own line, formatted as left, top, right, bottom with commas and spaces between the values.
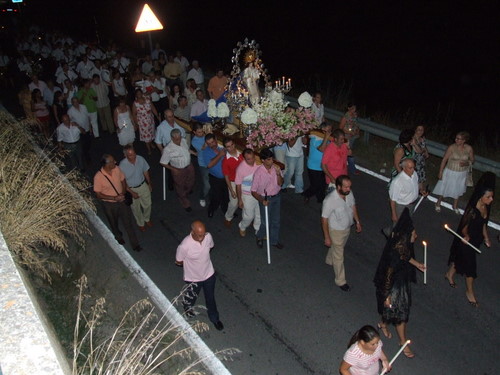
132, 89, 159, 154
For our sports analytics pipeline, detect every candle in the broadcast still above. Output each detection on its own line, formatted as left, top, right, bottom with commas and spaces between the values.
380, 340, 411, 375
422, 241, 427, 284
444, 224, 481, 253
282, 76, 285, 86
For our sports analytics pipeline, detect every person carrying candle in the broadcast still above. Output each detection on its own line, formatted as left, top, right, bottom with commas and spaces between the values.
373, 208, 425, 358
444, 172, 494, 306
339, 325, 390, 375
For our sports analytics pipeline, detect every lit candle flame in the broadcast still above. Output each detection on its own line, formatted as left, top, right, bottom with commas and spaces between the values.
444, 224, 449, 230
422, 241, 427, 246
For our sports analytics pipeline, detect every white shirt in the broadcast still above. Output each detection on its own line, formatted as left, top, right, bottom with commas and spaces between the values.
29, 80, 48, 96
67, 104, 90, 132
174, 56, 189, 72
311, 102, 324, 122
57, 123, 81, 143
76, 60, 96, 79
321, 189, 356, 230
389, 171, 419, 205
155, 120, 186, 146
190, 99, 208, 117
160, 139, 191, 169
187, 67, 204, 84
56, 69, 78, 85
286, 136, 304, 157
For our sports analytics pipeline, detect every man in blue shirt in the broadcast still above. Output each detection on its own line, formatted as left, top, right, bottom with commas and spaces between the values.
203, 133, 228, 218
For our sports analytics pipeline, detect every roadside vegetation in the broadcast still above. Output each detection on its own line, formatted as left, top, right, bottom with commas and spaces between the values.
0, 112, 236, 374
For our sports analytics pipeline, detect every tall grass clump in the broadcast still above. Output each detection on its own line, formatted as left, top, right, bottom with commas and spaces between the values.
73, 276, 240, 375
0, 112, 94, 281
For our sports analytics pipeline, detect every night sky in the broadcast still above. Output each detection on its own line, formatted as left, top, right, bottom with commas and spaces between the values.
7, 0, 500, 142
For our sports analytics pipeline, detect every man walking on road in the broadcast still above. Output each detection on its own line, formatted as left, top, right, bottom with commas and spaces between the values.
94, 154, 142, 252
119, 145, 153, 232
321, 175, 362, 292
383, 158, 427, 237
222, 138, 243, 227
235, 148, 261, 237
176, 221, 224, 331
251, 148, 284, 249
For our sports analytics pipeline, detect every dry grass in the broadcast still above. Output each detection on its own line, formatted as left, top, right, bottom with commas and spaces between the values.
73, 276, 240, 375
0, 112, 94, 281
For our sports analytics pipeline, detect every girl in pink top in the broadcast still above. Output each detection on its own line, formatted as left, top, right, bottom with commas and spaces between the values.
339, 325, 390, 375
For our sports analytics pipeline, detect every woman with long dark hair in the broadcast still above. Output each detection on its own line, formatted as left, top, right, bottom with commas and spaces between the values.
339, 325, 390, 375
374, 208, 425, 358
444, 172, 494, 306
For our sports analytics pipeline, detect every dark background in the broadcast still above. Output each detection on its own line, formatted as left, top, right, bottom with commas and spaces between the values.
3, 0, 499, 147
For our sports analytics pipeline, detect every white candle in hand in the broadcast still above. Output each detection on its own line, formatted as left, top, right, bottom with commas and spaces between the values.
422, 241, 427, 284
380, 340, 411, 375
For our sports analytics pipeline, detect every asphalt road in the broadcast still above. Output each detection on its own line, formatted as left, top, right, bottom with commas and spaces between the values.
77, 131, 500, 375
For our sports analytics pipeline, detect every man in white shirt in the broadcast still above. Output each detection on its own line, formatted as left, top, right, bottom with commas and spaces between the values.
57, 114, 84, 171
155, 109, 186, 153
190, 90, 208, 118
141, 55, 153, 75
76, 55, 96, 80
174, 50, 189, 87
112, 52, 130, 76
67, 97, 92, 165
187, 60, 204, 92
386, 159, 427, 233
56, 63, 78, 85
160, 129, 195, 211
28, 75, 48, 96
321, 175, 362, 292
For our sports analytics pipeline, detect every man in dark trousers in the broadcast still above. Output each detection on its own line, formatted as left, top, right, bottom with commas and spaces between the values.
176, 220, 224, 331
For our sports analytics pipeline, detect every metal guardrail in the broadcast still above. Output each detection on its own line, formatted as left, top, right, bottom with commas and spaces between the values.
286, 96, 500, 175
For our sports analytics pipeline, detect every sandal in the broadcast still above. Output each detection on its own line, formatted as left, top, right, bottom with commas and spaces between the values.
401, 345, 415, 358
377, 323, 392, 339
444, 275, 457, 288
468, 301, 479, 307
435, 204, 441, 213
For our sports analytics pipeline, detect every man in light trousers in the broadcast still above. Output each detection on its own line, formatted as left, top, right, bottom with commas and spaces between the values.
321, 175, 362, 292
119, 145, 153, 231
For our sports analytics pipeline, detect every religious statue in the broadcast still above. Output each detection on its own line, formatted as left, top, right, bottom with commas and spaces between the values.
242, 51, 261, 106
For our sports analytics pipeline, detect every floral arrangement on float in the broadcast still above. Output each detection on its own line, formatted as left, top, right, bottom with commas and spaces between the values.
243, 90, 319, 149
225, 38, 319, 149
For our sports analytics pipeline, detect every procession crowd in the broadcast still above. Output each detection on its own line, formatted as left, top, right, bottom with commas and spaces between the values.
3, 25, 495, 375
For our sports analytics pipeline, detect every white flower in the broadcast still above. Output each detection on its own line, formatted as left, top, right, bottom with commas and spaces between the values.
241, 108, 258, 125
207, 99, 217, 118
298, 91, 313, 108
217, 102, 230, 118
269, 89, 283, 105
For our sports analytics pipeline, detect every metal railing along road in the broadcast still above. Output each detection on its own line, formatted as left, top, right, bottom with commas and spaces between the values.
286, 96, 499, 176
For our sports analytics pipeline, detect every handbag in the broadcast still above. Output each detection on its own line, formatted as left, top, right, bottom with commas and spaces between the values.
100, 171, 133, 206
466, 165, 474, 187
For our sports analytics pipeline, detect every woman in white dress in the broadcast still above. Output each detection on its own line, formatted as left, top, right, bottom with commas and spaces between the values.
433, 131, 474, 213
114, 97, 136, 146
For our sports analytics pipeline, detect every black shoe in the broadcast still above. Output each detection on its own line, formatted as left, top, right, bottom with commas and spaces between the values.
185, 309, 195, 318
117, 238, 125, 245
273, 242, 284, 249
185, 207, 192, 212
339, 284, 351, 292
208, 210, 214, 218
256, 238, 263, 248
213, 320, 224, 331
133, 245, 143, 252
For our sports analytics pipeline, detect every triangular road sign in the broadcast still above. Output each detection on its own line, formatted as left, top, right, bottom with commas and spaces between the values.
135, 4, 163, 32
